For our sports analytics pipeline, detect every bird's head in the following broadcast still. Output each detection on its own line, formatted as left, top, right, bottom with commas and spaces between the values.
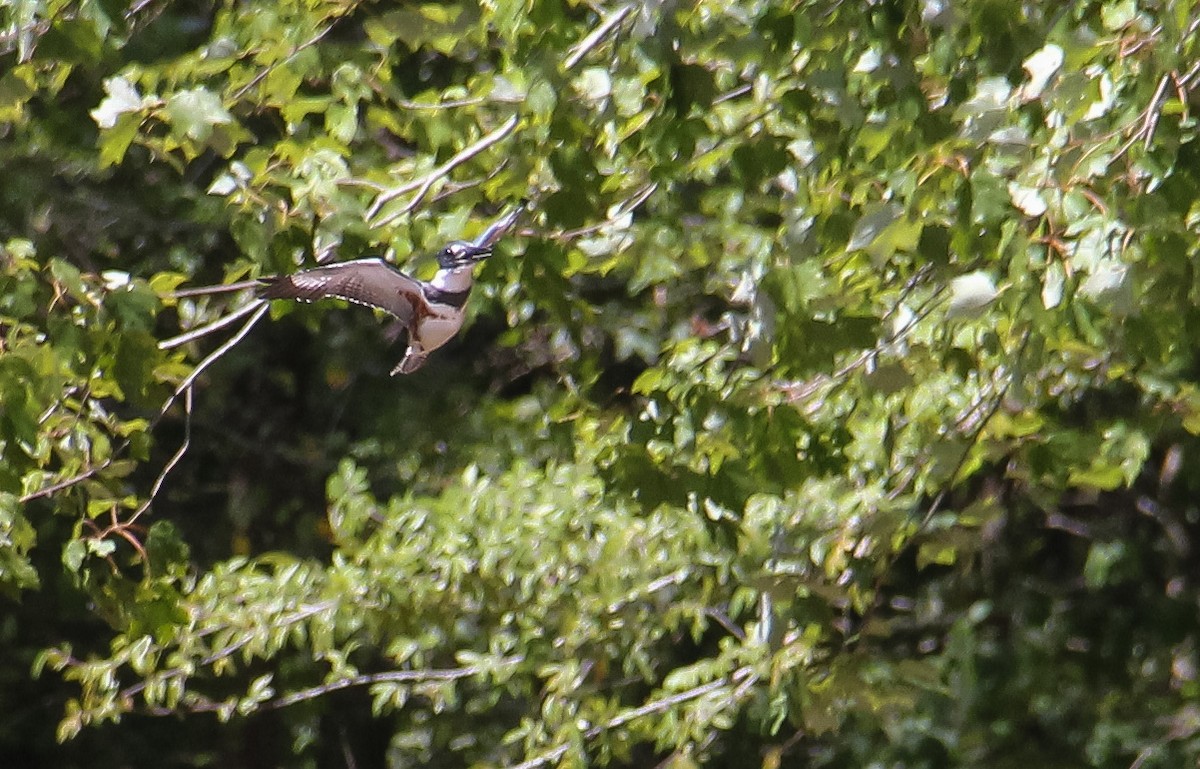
436, 241, 493, 268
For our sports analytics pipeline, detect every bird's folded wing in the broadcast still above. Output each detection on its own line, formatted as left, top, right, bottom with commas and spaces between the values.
259, 258, 422, 324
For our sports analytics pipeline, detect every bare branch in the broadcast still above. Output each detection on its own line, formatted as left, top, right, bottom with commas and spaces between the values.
262, 656, 523, 711
396, 96, 485, 110
547, 182, 658, 241
911, 327, 1033, 535
164, 302, 269, 412
231, 23, 338, 101
127, 386, 192, 525
120, 601, 341, 707
168, 279, 260, 299
713, 83, 753, 105
367, 115, 520, 227
159, 296, 265, 350
564, 5, 634, 70
20, 302, 268, 504
1113, 46, 1200, 163
134, 651, 522, 716
778, 266, 944, 406
509, 672, 748, 769
19, 462, 101, 504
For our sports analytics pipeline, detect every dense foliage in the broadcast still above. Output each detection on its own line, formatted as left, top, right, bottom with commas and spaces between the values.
3, 0, 1200, 766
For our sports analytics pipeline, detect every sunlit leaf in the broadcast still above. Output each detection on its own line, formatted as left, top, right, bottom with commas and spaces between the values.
947, 271, 998, 317
163, 87, 233, 141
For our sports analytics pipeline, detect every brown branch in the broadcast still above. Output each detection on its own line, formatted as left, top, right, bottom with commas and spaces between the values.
127, 385, 192, 525
20, 302, 268, 504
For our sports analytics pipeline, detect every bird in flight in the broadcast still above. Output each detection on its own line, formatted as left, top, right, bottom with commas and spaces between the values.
258, 203, 524, 374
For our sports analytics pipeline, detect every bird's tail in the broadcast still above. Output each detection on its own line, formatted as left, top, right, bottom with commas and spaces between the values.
254, 276, 291, 300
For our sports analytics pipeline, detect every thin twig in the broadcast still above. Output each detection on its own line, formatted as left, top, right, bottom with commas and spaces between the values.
127, 385, 192, 525
779, 268, 945, 405
396, 96, 485, 110
430, 160, 512, 205
1129, 746, 1154, 769
605, 567, 690, 614
19, 302, 269, 504
261, 657, 523, 711
231, 23, 339, 101
704, 608, 746, 641
124, 0, 156, 18
166, 302, 269, 407
548, 182, 658, 241
564, 5, 634, 70
911, 327, 1032, 536
1110, 53, 1200, 162
159, 297, 265, 350
713, 83, 753, 105
118, 600, 340, 706
169, 279, 260, 298
138, 655, 523, 716
367, 115, 520, 227
509, 674, 742, 769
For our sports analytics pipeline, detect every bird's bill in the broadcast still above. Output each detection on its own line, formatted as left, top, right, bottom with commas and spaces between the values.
459, 243, 493, 263
477, 200, 527, 248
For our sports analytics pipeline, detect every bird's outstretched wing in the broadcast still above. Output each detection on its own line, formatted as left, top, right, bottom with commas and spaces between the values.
258, 258, 423, 324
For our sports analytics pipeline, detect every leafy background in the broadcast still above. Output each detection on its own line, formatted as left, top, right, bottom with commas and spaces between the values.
2, 0, 1200, 767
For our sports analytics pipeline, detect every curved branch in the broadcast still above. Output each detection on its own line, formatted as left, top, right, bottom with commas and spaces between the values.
159, 296, 265, 350
20, 302, 269, 504
367, 115, 519, 227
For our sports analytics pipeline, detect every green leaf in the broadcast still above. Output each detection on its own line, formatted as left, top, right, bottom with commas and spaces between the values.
145, 521, 191, 577
1083, 541, 1125, 588
98, 112, 142, 167
163, 87, 233, 141
1019, 44, 1063, 99
1041, 260, 1065, 309
575, 68, 612, 102
0, 493, 39, 595
91, 76, 148, 129
0, 68, 35, 118
63, 539, 86, 573
947, 271, 998, 317
1008, 182, 1047, 217
846, 203, 901, 252
1100, 0, 1138, 30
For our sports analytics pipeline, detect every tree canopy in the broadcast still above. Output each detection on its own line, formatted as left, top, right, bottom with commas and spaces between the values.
3, 0, 1200, 767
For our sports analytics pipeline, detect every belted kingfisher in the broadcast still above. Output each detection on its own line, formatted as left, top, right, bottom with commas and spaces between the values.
258, 203, 524, 374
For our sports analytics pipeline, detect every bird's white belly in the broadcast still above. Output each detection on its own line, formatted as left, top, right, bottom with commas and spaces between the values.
415, 312, 466, 351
